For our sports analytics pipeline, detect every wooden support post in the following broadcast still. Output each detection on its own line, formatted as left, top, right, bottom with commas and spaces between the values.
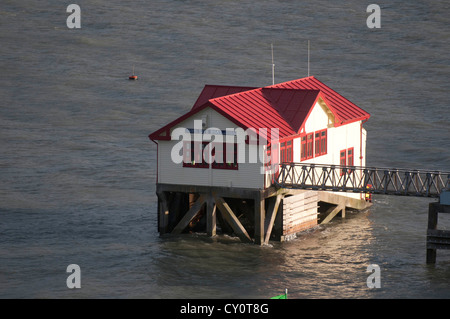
214, 196, 252, 243
427, 202, 438, 264
264, 194, 282, 244
320, 203, 345, 224
427, 202, 438, 229
172, 192, 184, 223
172, 195, 206, 234
254, 191, 265, 245
207, 195, 217, 237
426, 202, 450, 264
156, 191, 170, 235
426, 245, 437, 265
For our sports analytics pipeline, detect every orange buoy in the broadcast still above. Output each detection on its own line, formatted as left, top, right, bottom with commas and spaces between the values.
129, 65, 138, 80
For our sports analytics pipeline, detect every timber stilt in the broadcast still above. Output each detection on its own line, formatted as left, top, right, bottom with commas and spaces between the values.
426, 197, 450, 264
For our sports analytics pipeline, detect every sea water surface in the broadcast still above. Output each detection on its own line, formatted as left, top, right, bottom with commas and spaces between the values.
0, 0, 449, 298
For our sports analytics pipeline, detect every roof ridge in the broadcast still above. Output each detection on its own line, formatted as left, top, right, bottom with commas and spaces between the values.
203, 84, 257, 89
266, 75, 317, 88
261, 87, 320, 92
209, 86, 263, 103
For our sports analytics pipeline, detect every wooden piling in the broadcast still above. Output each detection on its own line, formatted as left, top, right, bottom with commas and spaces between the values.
264, 194, 282, 244
215, 195, 252, 243
172, 195, 206, 234
254, 191, 265, 245
206, 195, 217, 237
426, 202, 450, 264
321, 203, 345, 224
156, 190, 170, 234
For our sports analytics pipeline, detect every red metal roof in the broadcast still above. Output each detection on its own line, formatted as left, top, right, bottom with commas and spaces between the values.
209, 88, 321, 141
268, 76, 370, 125
149, 76, 370, 142
261, 88, 321, 132
191, 85, 257, 111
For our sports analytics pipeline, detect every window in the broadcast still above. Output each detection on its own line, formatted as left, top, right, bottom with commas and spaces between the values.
212, 143, 238, 170
183, 141, 238, 169
315, 132, 320, 156
340, 147, 354, 175
347, 147, 354, 173
286, 140, 292, 162
315, 129, 327, 157
280, 142, 286, 163
183, 140, 191, 164
301, 136, 307, 161
321, 130, 327, 155
183, 141, 209, 168
300, 133, 314, 161
340, 149, 347, 175
347, 148, 354, 167
280, 139, 293, 163
306, 133, 314, 159
292, 129, 326, 163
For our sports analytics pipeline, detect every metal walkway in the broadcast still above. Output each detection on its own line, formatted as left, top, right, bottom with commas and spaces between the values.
274, 163, 450, 198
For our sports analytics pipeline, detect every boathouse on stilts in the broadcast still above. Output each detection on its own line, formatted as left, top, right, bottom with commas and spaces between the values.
149, 76, 372, 244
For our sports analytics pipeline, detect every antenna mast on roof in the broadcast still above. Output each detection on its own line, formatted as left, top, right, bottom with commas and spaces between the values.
307, 40, 310, 77
271, 43, 275, 85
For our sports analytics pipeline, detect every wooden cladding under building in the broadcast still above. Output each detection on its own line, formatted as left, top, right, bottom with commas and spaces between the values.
279, 191, 318, 241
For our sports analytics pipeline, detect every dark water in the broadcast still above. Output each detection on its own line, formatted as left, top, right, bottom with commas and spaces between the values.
0, 0, 449, 298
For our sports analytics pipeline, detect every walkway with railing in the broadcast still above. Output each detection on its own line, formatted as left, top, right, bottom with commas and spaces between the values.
274, 163, 450, 198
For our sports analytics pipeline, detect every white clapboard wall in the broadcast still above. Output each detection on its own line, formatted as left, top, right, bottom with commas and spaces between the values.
281, 191, 318, 240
